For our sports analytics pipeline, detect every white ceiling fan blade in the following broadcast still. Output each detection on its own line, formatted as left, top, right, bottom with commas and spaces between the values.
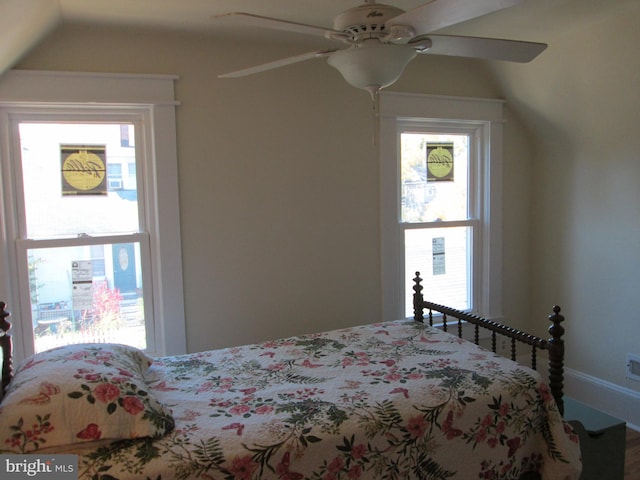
212, 12, 342, 38
388, 0, 523, 36
418, 34, 547, 62
218, 49, 339, 78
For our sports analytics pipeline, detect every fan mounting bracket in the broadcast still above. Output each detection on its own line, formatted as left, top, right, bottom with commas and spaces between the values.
409, 36, 433, 53
325, 23, 415, 45
381, 24, 416, 43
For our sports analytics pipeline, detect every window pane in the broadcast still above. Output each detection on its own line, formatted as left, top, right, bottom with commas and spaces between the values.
19, 123, 139, 239
405, 227, 471, 316
401, 133, 469, 223
28, 243, 146, 353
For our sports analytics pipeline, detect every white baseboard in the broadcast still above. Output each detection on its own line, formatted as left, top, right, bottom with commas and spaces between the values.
565, 367, 640, 431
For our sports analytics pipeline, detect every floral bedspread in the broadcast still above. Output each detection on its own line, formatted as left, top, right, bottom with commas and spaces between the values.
73, 320, 581, 480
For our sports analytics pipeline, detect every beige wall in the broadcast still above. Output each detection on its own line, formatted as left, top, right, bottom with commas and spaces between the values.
489, 3, 640, 403
15, 24, 535, 355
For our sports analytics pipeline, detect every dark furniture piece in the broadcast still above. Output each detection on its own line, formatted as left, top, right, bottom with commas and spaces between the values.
0, 301, 13, 401
565, 397, 626, 480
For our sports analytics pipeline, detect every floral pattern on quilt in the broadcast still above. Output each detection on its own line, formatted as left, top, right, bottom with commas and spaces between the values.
0, 344, 174, 453
60, 321, 579, 479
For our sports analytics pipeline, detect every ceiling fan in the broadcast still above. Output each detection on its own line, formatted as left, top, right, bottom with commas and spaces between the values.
213, 0, 546, 98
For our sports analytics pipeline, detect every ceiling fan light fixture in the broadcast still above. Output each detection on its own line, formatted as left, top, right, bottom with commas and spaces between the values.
327, 43, 417, 96
215, 1, 547, 98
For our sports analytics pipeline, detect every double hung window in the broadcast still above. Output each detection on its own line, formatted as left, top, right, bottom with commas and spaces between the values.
401, 128, 475, 313
14, 118, 151, 354
379, 92, 504, 321
0, 71, 185, 362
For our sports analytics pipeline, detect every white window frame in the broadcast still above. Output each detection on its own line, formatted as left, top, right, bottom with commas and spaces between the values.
379, 91, 504, 322
0, 70, 186, 362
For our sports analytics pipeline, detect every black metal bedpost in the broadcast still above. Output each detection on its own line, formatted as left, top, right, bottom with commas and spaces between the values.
413, 272, 424, 323
0, 301, 13, 396
548, 305, 565, 416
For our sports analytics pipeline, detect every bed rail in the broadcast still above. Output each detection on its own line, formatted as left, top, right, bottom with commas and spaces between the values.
412, 272, 566, 416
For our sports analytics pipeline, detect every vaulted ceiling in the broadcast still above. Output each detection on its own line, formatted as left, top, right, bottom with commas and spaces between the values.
1, 0, 634, 76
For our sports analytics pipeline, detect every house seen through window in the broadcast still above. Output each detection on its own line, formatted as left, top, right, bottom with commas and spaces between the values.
19, 121, 148, 353
401, 131, 472, 314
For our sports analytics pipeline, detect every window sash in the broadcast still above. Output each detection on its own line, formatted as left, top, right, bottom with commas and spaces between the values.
402, 223, 476, 316
9, 113, 148, 240
15, 233, 155, 353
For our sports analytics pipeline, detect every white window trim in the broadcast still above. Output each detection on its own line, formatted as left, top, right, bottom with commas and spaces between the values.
379, 91, 504, 322
0, 70, 186, 362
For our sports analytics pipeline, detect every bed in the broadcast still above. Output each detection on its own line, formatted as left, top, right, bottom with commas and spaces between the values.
0, 274, 581, 480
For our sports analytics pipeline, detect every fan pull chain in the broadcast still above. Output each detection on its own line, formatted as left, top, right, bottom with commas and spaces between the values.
369, 87, 380, 146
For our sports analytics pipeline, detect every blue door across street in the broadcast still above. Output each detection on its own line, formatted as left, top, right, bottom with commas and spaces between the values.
112, 243, 137, 295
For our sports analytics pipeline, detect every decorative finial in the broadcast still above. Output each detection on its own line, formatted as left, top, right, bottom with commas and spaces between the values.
0, 301, 11, 334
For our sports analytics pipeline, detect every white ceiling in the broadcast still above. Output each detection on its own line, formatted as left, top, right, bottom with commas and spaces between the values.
56, 0, 635, 39
1, 0, 636, 75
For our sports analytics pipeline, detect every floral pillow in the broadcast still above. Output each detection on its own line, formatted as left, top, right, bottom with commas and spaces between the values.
0, 343, 174, 453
